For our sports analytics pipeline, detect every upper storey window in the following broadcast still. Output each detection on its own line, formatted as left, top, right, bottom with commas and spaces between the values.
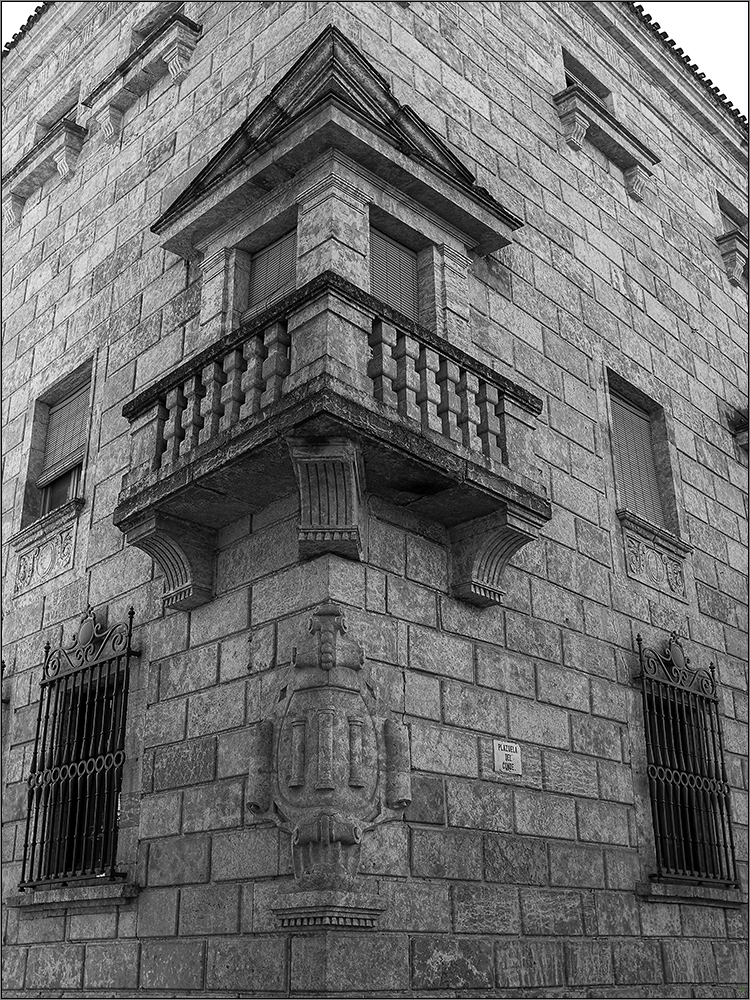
610, 391, 665, 529
370, 229, 419, 322
38, 381, 89, 517
562, 50, 612, 110
248, 231, 297, 309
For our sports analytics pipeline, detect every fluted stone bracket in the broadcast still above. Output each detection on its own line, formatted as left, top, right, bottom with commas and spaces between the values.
2, 120, 87, 226
449, 505, 548, 607
553, 84, 659, 198
82, 13, 202, 144
248, 603, 411, 894
716, 230, 748, 286
124, 512, 215, 611
288, 438, 368, 562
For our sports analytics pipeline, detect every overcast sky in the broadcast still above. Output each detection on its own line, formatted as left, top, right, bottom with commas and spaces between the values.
1, 0, 748, 117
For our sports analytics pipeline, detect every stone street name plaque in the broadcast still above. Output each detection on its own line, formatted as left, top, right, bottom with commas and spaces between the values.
493, 739, 522, 775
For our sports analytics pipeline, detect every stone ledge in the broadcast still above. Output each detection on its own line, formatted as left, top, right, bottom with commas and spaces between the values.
637, 880, 744, 908
8, 881, 138, 915
2, 119, 87, 226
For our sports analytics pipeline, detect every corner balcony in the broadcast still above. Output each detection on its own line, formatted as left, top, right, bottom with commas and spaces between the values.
113, 272, 551, 610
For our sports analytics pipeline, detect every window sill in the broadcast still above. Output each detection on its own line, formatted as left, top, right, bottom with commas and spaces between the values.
617, 508, 691, 602
553, 84, 659, 200
8, 498, 85, 596
637, 879, 744, 908
8, 881, 138, 916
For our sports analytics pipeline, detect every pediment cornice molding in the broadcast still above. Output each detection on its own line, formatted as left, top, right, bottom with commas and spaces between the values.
153, 26, 523, 258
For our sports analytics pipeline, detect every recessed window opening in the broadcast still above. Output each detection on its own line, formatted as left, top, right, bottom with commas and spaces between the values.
370, 228, 419, 322
610, 391, 665, 528
717, 193, 748, 236
562, 50, 611, 108
38, 382, 89, 517
248, 230, 297, 309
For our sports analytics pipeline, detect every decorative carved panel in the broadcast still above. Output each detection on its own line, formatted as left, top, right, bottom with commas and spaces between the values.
248, 603, 411, 912
9, 499, 83, 595
618, 509, 692, 602
716, 230, 748, 287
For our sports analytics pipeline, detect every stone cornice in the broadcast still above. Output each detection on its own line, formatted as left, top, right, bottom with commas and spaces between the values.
568, 1, 748, 162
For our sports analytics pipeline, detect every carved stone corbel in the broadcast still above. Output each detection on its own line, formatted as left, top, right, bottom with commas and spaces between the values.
2, 194, 24, 229
716, 230, 748, 286
288, 438, 367, 561
449, 505, 548, 606
124, 513, 215, 611
96, 106, 124, 144
624, 164, 650, 201
560, 109, 590, 150
248, 602, 411, 906
160, 23, 200, 81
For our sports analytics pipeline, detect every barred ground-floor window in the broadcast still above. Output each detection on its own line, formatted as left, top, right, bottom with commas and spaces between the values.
19, 608, 137, 890
637, 632, 738, 886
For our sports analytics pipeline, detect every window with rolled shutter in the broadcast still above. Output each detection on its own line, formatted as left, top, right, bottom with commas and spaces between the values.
248, 231, 296, 307
610, 392, 665, 527
38, 382, 89, 515
370, 228, 419, 321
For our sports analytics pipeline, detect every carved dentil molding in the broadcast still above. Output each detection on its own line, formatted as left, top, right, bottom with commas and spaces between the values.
247, 603, 411, 900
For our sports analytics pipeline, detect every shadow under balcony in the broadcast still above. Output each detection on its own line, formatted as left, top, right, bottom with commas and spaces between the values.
113, 271, 552, 610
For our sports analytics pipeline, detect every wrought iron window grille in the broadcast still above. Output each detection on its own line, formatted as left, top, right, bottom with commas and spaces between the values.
636, 632, 738, 887
19, 607, 138, 891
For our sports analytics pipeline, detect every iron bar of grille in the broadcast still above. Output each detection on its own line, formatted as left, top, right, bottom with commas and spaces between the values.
19, 610, 136, 890
641, 669, 738, 885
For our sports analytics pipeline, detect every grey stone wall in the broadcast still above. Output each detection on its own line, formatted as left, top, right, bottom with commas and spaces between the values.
1, 1, 747, 997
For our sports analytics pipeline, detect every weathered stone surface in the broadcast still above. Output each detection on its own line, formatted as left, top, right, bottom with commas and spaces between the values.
411, 936, 495, 990
495, 939, 566, 988
549, 842, 606, 888
136, 888, 179, 938
180, 883, 240, 935
451, 883, 521, 933
565, 940, 615, 986
25, 945, 84, 990
411, 828, 482, 880
147, 835, 210, 886
141, 940, 205, 990
207, 935, 287, 992
521, 889, 584, 935
485, 833, 549, 885
212, 827, 280, 880
612, 939, 664, 985
446, 778, 513, 832
83, 942, 139, 989
405, 773, 446, 824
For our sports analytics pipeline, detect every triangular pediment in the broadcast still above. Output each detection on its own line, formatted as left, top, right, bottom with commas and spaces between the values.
155, 26, 508, 236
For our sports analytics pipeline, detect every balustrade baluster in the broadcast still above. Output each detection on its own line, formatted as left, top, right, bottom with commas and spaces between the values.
199, 361, 226, 445
457, 369, 481, 451
162, 386, 186, 466
393, 331, 420, 421
436, 358, 461, 442
260, 321, 291, 408
180, 374, 205, 457
368, 320, 398, 408
240, 335, 267, 419
415, 345, 442, 433
477, 382, 502, 462
220, 349, 247, 432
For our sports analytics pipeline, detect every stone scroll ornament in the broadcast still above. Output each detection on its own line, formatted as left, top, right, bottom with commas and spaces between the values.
247, 602, 411, 891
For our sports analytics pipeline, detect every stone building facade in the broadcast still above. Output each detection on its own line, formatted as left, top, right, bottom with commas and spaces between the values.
1, 1, 747, 996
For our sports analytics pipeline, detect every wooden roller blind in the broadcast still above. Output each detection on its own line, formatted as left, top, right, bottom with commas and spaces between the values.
370, 228, 419, 321
248, 231, 296, 306
610, 393, 665, 527
38, 383, 89, 486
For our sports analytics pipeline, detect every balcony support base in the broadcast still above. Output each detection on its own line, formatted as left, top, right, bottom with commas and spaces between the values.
449, 506, 548, 607
124, 513, 216, 611
288, 437, 367, 561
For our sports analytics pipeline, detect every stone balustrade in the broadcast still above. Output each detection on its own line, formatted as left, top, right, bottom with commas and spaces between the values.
123, 271, 541, 484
